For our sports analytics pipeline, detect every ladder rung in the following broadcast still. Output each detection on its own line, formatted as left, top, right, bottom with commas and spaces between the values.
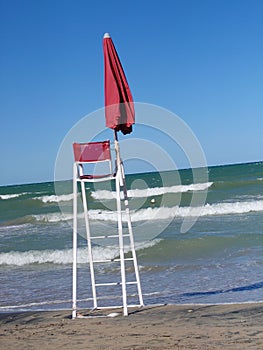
93, 259, 115, 263
114, 258, 134, 262
95, 282, 120, 287
95, 304, 143, 310
91, 235, 118, 239
95, 281, 138, 287
93, 258, 134, 264
93, 257, 134, 263
90, 234, 130, 240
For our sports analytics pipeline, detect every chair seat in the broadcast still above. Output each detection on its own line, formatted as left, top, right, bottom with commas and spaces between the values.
79, 173, 115, 182
73, 141, 115, 183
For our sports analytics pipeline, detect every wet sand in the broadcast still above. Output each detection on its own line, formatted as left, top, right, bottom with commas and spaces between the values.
1, 303, 263, 349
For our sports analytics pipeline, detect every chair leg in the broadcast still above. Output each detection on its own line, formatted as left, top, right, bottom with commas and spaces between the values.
115, 168, 128, 316
80, 179, 98, 310
120, 163, 144, 307
72, 164, 78, 319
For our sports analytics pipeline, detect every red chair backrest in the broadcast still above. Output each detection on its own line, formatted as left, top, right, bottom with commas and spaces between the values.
73, 141, 111, 163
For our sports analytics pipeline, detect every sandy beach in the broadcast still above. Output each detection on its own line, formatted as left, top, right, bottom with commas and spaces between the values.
1, 303, 263, 349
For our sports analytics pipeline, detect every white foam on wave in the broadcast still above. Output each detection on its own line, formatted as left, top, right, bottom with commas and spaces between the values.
88, 199, 263, 221
130, 200, 263, 221
35, 193, 74, 203
0, 240, 160, 266
32, 213, 73, 223
199, 200, 263, 216
0, 247, 116, 266
31, 199, 263, 224
0, 192, 28, 200
91, 182, 213, 200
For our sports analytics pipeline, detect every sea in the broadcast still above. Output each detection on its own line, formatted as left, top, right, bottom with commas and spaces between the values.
0, 161, 263, 312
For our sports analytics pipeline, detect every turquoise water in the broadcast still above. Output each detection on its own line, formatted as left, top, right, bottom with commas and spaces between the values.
0, 162, 262, 311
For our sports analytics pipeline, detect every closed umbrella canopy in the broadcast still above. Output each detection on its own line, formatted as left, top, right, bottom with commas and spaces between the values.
103, 33, 135, 135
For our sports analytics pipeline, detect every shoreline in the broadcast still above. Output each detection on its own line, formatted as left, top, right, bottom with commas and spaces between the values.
1, 303, 263, 349
1, 299, 263, 314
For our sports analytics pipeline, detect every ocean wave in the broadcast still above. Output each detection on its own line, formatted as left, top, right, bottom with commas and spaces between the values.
199, 200, 263, 217
13, 199, 263, 225
0, 247, 113, 266
0, 213, 72, 227
32, 213, 73, 223
89, 199, 263, 221
0, 240, 159, 266
0, 182, 212, 203
34, 193, 74, 203
213, 178, 263, 191
130, 200, 263, 221
0, 192, 29, 200
91, 182, 213, 200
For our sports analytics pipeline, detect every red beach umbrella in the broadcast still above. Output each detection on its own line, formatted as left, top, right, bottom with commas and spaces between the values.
103, 33, 135, 135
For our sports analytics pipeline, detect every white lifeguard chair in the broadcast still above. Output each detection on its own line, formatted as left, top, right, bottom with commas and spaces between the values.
72, 139, 144, 318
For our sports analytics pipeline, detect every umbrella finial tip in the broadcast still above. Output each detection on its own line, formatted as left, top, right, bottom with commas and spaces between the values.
104, 32, 111, 38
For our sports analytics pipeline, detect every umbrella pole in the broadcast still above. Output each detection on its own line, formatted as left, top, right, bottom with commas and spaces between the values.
114, 130, 128, 315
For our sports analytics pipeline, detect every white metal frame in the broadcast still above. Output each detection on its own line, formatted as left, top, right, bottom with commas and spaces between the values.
72, 139, 144, 318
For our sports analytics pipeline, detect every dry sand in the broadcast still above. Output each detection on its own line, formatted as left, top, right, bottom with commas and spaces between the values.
1, 303, 263, 349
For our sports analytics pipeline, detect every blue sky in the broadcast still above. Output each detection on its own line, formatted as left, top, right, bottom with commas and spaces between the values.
0, 0, 262, 185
